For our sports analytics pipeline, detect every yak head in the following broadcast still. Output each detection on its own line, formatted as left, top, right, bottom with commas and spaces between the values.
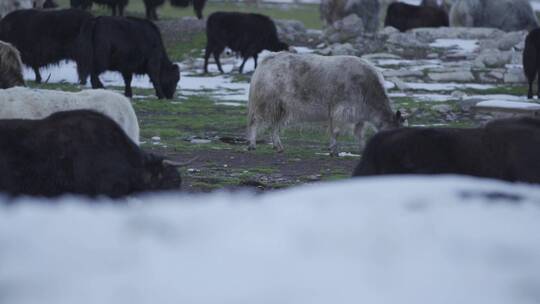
142, 153, 183, 191
160, 63, 180, 99
269, 41, 291, 53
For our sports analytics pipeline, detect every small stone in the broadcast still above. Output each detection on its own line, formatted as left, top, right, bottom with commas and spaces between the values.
190, 139, 211, 144
151, 136, 161, 141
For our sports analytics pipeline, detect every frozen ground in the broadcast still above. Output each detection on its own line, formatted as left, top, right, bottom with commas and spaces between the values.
1, 176, 540, 304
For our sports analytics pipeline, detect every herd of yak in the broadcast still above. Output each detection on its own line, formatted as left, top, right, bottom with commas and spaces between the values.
0, 0, 540, 199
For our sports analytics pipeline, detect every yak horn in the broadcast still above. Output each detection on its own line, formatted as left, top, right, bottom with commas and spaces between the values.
44, 73, 52, 84
162, 156, 199, 167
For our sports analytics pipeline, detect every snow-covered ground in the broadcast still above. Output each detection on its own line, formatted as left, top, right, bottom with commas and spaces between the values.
1, 176, 540, 304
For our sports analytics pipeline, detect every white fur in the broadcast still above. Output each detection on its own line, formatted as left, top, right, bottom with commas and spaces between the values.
0, 87, 140, 144
247, 52, 397, 155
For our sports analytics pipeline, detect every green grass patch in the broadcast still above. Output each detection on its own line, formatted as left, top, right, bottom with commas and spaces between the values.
54, 0, 322, 29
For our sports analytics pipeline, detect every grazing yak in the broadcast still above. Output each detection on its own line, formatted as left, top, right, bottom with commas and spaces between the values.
0, 9, 93, 84
352, 117, 540, 184
204, 12, 290, 74
450, 0, 539, 32
144, 0, 207, 20
71, 0, 128, 16
247, 53, 404, 156
384, 2, 448, 32
0, 110, 182, 198
523, 28, 540, 99
320, 0, 380, 32
0, 41, 25, 89
77, 16, 180, 99
0, 87, 140, 144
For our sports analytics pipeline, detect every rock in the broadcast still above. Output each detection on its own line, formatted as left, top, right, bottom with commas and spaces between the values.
383, 69, 424, 78
432, 104, 453, 114
319, 42, 359, 56
275, 19, 311, 45
323, 14, 365, 43
497, 31, 527, 51
320, 0, 380, 32
391, 77, 410, 91
473, 49, 512, 68
151, 136, 161, 141
362, 52, 401, 60
428, 71, 475, 82
412, 27, 504, 42
387, 32, 426, 49
451, 90, 467, 100
504, 67, 527, 83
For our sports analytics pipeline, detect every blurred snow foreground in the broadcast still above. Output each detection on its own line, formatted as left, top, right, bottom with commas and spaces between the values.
1, 176, 540, 304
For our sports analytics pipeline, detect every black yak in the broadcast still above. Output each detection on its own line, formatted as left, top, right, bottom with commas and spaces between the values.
384, 2, 449, 32
523, 28, 540, 99
204, 12, 290, 74
0, 41, 25, 89
0, 9, 93, 83
71, 0, 128, 16
77, 16, 180, 99
0, 110, 183, 198
352, 117, 540, 184
144, 0, 207, 20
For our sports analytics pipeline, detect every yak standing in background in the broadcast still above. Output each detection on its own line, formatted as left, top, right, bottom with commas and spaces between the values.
77, 16, 180, 99
71, 0, 129, 16
144, 0, 207, 20
204, 12, 290, 74
0, 9, 93, 84
450, 0, 538, 32
0, 41, 25, 89
523, 28, 540, 99
384, 2, 448, 32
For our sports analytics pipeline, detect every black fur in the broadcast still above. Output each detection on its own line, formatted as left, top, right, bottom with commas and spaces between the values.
204, 12, 289, 74
144, 0, 207, 20
353, 117, 540, 184
0, 110, 181, 198
71, 0, 129, 16
43, 0, 59, 8
77, 16, 180, 99
0, 9, 93, 83
523, 28, 540, 99
384, 2, 449, 32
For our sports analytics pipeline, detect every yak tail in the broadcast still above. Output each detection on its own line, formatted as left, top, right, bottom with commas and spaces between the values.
523, 36, 538, 84
75, 17, 98, 85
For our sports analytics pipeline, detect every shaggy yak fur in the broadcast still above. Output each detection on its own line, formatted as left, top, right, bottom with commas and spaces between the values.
384, 2, 449, 32
143, 0, 207, 20
0, 110, 182, 198
71, 0, 128, 16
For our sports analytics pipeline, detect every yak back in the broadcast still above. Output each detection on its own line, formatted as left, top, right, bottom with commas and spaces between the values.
77, 16, 172, 77
353, 127, 489, 177
0, 110, 147, 197
206, 12, 283, 55
0, 9, 93, 68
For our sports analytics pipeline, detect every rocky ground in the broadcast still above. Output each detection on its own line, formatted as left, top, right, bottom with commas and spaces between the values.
25, 8, 540, 192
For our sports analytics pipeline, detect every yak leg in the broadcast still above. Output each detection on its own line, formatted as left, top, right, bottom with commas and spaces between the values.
90, 74, 104, 89
33, 66, 42, 83
271, 127, 284, 153
528, 77, 534, 99
253, 54, 258, 70
119, 5, 125, 16
213, 50, 224, 73
203, 47, 212, 73
238, 57, 249, 74
122, 72, 133, 98
247, 116, 258, 151
537, 70, 540, 99
111, 5, 117, 16
354, 122, 368, 152
328, 122, 340, 157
